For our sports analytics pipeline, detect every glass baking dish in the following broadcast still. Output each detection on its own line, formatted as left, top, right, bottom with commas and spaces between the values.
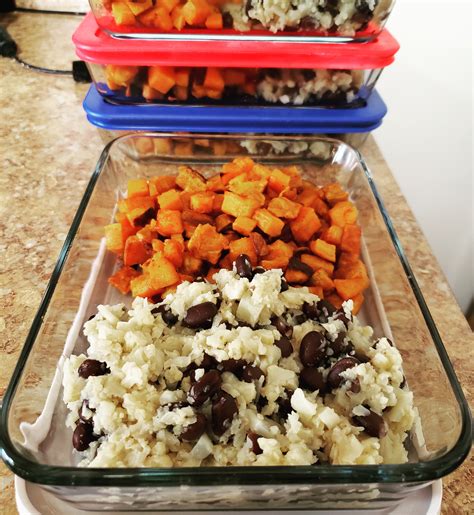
74, 13, 398, 108
89, 0, 395, 42
0, 134, 470, 511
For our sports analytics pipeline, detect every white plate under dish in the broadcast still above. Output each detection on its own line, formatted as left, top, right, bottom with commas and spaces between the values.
15, 477, 442, 515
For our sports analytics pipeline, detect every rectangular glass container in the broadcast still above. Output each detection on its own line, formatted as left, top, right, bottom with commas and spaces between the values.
0, 134, 470, 511
74, 14, 398, 108
88, 0, 395, 42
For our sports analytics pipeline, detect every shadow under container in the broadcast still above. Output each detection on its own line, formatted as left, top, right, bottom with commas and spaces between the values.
0, 134, 471, 511
83, 84, 388, 158
74, 13, 398, 108
88, 0, 396, 42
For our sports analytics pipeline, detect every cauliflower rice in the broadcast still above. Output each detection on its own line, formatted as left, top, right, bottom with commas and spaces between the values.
63, 267, 414, 468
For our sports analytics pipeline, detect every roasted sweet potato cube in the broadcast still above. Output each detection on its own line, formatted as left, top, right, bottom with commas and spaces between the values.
182, 0, 211, 25
112, 2, 135, 25
323, 183, 349, 206
307, 285, 324, 299
260, 240, 293, 269
148, 66, 176, 94
175, 67, 191, 87
335, 261, 370, 290
144, 254, 180, 290
206, 175, 225, 192
254, 209, 284, 237
108, 266, 141, 295
119, 215, 139, 242
171, 4, 186, 29
203, 67, 225, 92
229, 238, 258, 265
190, 191, 215, 214
310, 239, 336, 263
104, 223, 124, 254
152, 239, 165, 253
285, 268, 309, 284
225, 231, 240, 243
163, 238, 184, 268
127, 178, 149, 198
329, 201, 358, 227
223, 157, 254, 176
313, 197, 329, 219
297, 188, 320, 207
205, 11, 223, 29
149, 175, 176, 195
321, 225, 343, 246
130, 274, 163, 299
205, 267, 219, 283
176, 166, 207, 192
223, 69, 246, 86
156, 210, 183, 236
221, 191, 259, 218
233, 216, 257, 236
126, 0, 153, 15
249, 232, 269, 257
181, 209, 214, 226
136, 224, 155, 244
300, 253, 334, 276
126, 207, 155, 228
212, 193, 224, 213
268, 169, 291, 193
325, 292, 344, 310
338, 252, 360, 269
340, 224, 362, 255
290, 206, 321, 242
158, 189, 183, 211
124, 236, 152, 266
311, 269, 335, 293
215, 213, 234, 233
187, 224, 228, 264
228, 178, 268, 196
218, 253, 234, 270
334, 278, 368, 300
123, 196, 156, 213
181, 253, 203, 275
267, 197, 301, 219
351, 293, 364, 315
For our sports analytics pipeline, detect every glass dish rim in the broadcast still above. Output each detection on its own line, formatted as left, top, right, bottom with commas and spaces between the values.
0, 133, 471, 487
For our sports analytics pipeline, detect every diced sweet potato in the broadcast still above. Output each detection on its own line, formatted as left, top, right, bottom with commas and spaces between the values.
181, 209, 214, 226
190, 191, 215, 214
285, 268, 309, 284
127, 178, 149, 198
138, 6, 172, 29
218, 253, 234, 270
229, 237, 258, 265
223, 69, 246, 86
175, 67, 190, 87
215, 213, 234, 232
212, 193, 224, 212
122, 196, 156, 213
351, 293, 364, 315
104, 223, 124, 254
130, 274, 163, 299
187, 224, 228, 264
334, 261, 369, 290
182, 0, 211, 25
323, 183, 349, 205
300, 253, 334, 276
181, 253, 203, 275
310, 239, 336, 263
149, 175, 176, 195
143, 254, 180, 290
205, 11, 223, 29
329, 201, 358, 227
307, 285, 324, 299
249, 232, 269, 257
112, 2, 135, 25
156, 0, 180, 13
148, 66, 176, 94
163, 238, 184, 268
158, 189, 183, 210
334, 278, 367, 300
338, 252, 360, 269
233, 216, 257, 236
228, 178, 268, 196
261, 240, 293, 269
108, 266, 141, 295
119, 215, 139, 242
205, 267, 219, 283
221, 191, 259, 218
106, 65, 139, 89
136, 224, 155, 244
126, 207, 155, 227
126, 0, 153, 15
297, 188, 320, 208
290, 206, 321, 242
321, 225, 343, 246
171, 4, 186, 29
156, 210, 183, 236
176, 166, 207, 192
311, 269, 335, 293
124, 236, 152, 266
203, 67, 225, 92
152, 239, 165, 253
325, 292, 344, 310
313, 197, 329, 219
267, 197, 301, 219
340, 224, 362, 255
254, 209, 284, 237
268, 169, 291, 193
206, 176, 225, 192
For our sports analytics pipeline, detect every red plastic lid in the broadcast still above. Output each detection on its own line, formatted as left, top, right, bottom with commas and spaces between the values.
74, 13, 399, 69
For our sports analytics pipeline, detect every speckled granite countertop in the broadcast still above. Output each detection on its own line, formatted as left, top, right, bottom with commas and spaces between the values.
0, 11, 471, 515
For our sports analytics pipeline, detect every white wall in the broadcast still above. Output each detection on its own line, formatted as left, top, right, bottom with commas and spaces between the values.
375, 0, 473, 312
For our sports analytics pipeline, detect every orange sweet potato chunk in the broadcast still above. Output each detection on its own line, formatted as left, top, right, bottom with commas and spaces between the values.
127, 178, 149, 198
325, 292, 344, 310
323, 183, 349, 206
340, 224, 362, 255
311, 269, 335, 293
290, 206, 321, 242
310, 239, 336, 263
267, 197, 301, 219
176, 165, 207, 192
233, 216, 257, 236
149, 175, 176, 195
105, 223, 124, 254
163, 238, 184, 268
329, 201, 358, 227
124, 236, 152, 266
142, 254, 180, 291
190, 191, 215, 214
130, 274, 163, 299
221, 191, 259, 218
351, 293, 364, 315
148, 66, 176, 95
108, 266, 140, 295
321, 225, 343, 246
254, 209, 284, 237
300, 253, 334, 276
268, 169, 291, 193
334, 278, 367, 300
158, 189, 183, 211
229, 238, 258, 265
156, 210, 183, 236
182, 0, 211, 25
187, 224, 228, 264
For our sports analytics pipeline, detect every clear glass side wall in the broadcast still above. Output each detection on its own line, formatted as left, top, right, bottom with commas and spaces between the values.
1, 135, 470, 493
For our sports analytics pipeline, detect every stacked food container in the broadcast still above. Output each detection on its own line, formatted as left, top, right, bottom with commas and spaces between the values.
2, 2, 471, 514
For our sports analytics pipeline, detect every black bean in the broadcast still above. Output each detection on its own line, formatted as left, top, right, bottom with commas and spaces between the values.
272, 316, 293, 338
280, 223, 293, 243
72, 421, 97, 451
350, 378, 361, 394
300, 331, 326, 367
294, 314, 307, 325
253, 267, 265, 275
280, 278, 289, 292
353, 350, 370, 363
247, 432, 263, 454
317, 299, 336, 318
353, 409, 387, 438
219, 358, 247, 375
183, 302, 218, 329
327, 357, 360, 389
330, 332, 347, 356
189, 370, 222, 406
78, 359, 110, 379
275, 335, 293, 358
180, 413, 207, 442
303, 302, 319, 319
152, 305, 178, 327
256, 395, 268, 412
200, 353, 218, 370
133, 207, 155, 227
334, 310, 352, 327
288, 257, 313, 278
300, 367, 326, 392
277, 393, 293, 419
222, 12, 233, 28
400, 376, 406, 389
241, 365, 263, 383
211, 391, 238, 436
302, 69, 316, 81
78, 400, 94, 422
235, 254, 253, 280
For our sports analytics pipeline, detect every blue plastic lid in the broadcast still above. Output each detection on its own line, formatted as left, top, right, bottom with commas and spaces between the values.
83, 86, 386, 134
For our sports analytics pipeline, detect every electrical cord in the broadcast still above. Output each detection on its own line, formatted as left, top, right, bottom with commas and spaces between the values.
14, 55, 72, 75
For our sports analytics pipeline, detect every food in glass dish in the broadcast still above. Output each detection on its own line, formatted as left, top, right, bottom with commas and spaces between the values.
63, 265, 414, 467
97, 0, 393, 36
102, 65, 366, 106
105, 158, 369, 312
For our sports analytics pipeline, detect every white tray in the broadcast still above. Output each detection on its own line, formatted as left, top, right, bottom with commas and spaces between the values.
16, 476, 442, 515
